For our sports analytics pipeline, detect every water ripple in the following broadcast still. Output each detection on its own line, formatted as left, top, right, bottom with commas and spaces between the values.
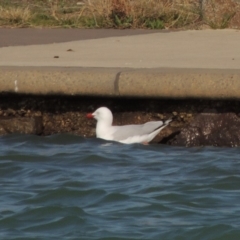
0, 134, 240, 239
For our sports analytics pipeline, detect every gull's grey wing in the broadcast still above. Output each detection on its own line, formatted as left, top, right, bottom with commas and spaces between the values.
112, 120, 169, 141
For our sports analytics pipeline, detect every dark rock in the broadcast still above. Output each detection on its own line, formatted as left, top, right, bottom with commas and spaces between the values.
6, 108, 16, 116
0, 117, 43, 135
171, 113, 240, 147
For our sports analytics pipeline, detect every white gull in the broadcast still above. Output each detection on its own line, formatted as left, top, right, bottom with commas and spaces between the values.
87, 107, 171, 144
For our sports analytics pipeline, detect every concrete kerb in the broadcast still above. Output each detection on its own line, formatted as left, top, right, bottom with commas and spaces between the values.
1, 66, 240, 99
119, 68, 240, 99
0, 67, 119, 97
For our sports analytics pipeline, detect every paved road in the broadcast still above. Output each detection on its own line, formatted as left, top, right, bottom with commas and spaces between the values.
0, 28, 239, 69
0, 28, 161, 47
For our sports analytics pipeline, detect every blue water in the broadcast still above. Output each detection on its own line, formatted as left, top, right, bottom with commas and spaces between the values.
0, 134, 240, 240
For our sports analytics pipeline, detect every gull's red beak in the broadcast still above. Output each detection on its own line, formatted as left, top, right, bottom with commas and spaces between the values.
86, 113, 94, 119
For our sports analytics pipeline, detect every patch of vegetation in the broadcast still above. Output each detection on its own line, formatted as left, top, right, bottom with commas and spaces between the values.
144, 19, 164, 29
0, 0, 239, 29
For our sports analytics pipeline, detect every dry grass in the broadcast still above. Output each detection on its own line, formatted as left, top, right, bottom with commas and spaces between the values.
79, 0, 200, 28
0, 0, 239, 29
0, 0, 84, 27
0, 6, 32, 26
202, 0, 240, 28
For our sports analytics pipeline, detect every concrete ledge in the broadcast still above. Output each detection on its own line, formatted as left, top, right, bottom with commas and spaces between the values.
119, 68, 240, 99
1, 67, 240, 99
0, 67, 119, 96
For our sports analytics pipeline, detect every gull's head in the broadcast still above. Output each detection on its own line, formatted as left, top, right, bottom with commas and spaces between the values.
87, 107, 113, 125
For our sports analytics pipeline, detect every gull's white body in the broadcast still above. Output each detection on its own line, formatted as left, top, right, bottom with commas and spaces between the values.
87, 107, 171, 144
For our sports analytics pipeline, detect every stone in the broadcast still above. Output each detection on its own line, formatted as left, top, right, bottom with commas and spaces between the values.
6, 108, 16, 116
170, 113, 240, 147
0, 116, 43, 135
157, 113, 164, 120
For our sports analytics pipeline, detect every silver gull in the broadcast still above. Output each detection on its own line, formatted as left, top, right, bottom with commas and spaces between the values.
87, 107, 172, 144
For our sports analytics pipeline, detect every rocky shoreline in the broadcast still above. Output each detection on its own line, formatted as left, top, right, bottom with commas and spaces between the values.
0, 94, 239, 147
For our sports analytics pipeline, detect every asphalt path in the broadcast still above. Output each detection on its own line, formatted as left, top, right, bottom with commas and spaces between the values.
0, 28, 162, 47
